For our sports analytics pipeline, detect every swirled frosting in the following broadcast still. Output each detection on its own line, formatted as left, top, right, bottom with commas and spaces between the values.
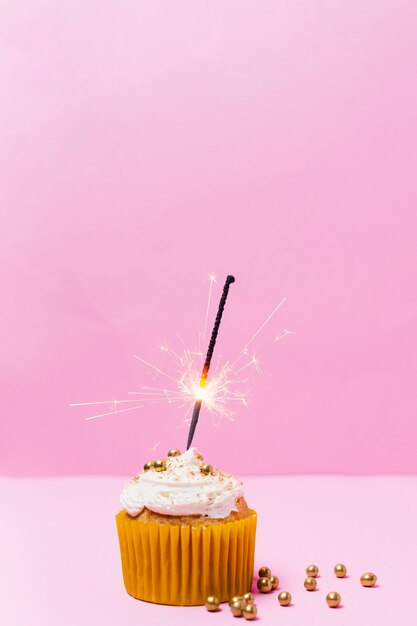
120, 447, 244, 519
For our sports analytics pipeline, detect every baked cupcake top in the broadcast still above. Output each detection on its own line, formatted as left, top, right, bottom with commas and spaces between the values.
120, 447, 244, 519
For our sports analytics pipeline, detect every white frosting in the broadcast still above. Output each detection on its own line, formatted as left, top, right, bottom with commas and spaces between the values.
120, 448, 243, 519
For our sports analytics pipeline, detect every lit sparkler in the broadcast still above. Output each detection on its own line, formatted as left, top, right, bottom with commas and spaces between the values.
186, 274, 235, 449
70, 274, 292, 433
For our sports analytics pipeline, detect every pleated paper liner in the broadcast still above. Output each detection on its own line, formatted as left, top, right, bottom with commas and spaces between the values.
116, 509, 257, 605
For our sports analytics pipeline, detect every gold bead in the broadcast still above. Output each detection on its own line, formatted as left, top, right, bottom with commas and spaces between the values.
257, 577, 272, 593
200, 463, 213, 475
334, 563, 347, 578
360, 572, 377, 587
278, 591, 292, 606
154, 459, 166, 472
326, 591, 341, 608
242, 604, 257, 620
205, 595, 219, 611
167, 448, 180, 457
242, 592, 254, 604
143, 461, 154, 471
229, 595, 243, 606
230, 600, 243, 616
258, 566, 271, 578
304, 576, 317, 591
306, 564, 319, 577
270, 575, 279, 590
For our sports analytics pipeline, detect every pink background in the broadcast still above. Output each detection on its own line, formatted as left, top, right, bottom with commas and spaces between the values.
1, 0, 417, 476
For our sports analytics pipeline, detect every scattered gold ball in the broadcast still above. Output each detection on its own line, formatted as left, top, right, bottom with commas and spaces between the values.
201, 463, 213, 475
326, 591, 341, 608
229, 595, 243, 606
230, 600, 243, 617
257, 577, 272, 593
242, 592, 254, 604
167, 448, 180, 457
205, 595, 219, 611
278, 591, 292, 606
258, 566, 271, 578
154, 459, 166, 472
334, 563, 347, 578
143, 461, 154, 471
361, 572, 377, 587
306, 564, 319, 577
270, 575, 279, 590
242, 604, 257, 620
304, 576, 317, 591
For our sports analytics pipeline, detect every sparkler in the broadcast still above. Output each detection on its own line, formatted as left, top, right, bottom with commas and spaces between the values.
70, 274, 292, 432
186, 274, 235, 449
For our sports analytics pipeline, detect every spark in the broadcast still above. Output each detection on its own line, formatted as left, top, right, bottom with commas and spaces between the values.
232, 297, 287, 367
275, 328, 294, 342
242, 297, 286, 351
132, 354, 177, 381
85, 404, 144, 421
69, 399, 141, 407
234, 353, 262, 375
203, 273, 217, 343
160, 343, 184, 365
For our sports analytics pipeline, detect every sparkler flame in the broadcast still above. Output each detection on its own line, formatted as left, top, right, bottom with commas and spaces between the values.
70, 274, 292, 426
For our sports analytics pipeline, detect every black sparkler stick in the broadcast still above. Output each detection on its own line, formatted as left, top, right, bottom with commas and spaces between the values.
186, 274, 235, 449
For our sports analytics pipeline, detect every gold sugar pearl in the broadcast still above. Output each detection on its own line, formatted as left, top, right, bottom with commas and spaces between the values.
242, 592, 254, 604
304, 577, 317, 591
205, 595, 219, 611
143, 461, 154, 471
258, 566, 271, 578
334, 563, 347, 578
326, 591, 341, 608
154, 459, 166, 472
242, 604, 257, 620
167, 448, 181, 457
230, 600, 243, 617
200, 463, 213, 475
278, 591, 292, 606
270, 575, 279, 590
361, 572, 377, 587
306, 564, 319, 577
229, 595, 243, 606
257, 577, 272, 593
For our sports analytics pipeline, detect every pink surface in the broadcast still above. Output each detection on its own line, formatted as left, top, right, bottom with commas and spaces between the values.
1, 1, 417, 476
1, 474, 415, 625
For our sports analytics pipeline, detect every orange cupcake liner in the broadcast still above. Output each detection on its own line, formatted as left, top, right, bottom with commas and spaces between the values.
116, 509, 257, 605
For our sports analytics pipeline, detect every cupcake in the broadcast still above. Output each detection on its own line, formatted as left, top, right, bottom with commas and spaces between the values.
116, 447, 257, 605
